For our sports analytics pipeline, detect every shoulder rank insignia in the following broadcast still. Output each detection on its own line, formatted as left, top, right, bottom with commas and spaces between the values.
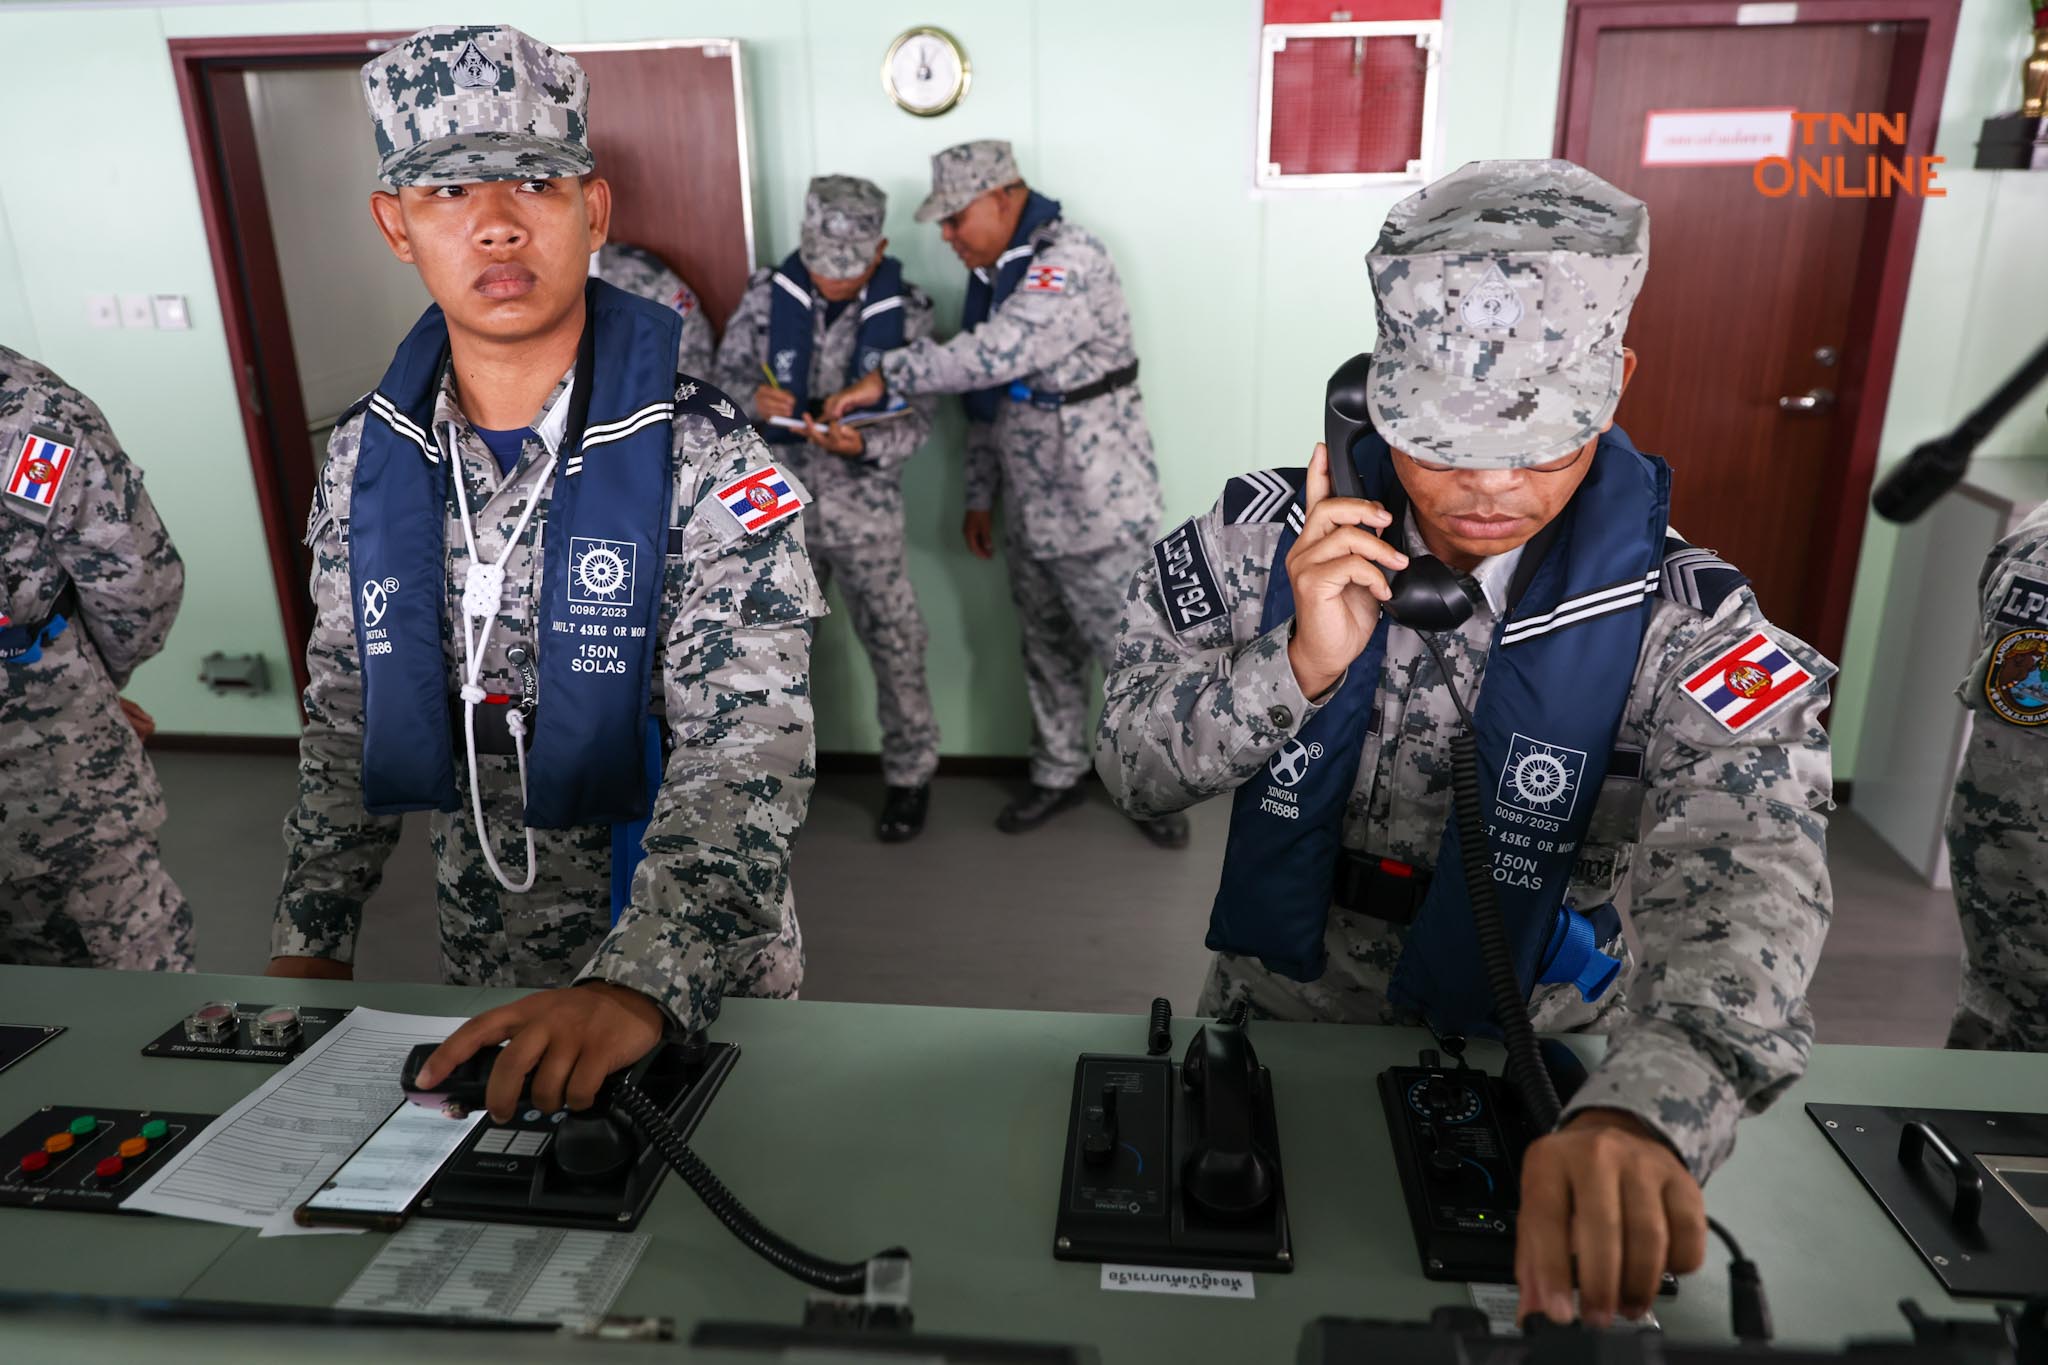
1660, 534, 1749, 614
1222, 467, 1306, 526
674, 375, 748, 438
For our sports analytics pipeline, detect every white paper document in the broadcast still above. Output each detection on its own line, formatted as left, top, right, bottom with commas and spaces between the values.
765, 398, 911, 432
336, 1221, 650, 1322
121, 1007, 467, 1235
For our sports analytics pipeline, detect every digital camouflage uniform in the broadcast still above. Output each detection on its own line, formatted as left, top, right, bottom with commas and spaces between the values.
1945, 499, 2048, 1052
278, 363, 825, 1027
272, 25, 827, 1033
1096, 161, 1837, 1180
0, 346, 191, 970
593, 242, 715, 380
715, 176, 941, 787
886, 140, 1165, 789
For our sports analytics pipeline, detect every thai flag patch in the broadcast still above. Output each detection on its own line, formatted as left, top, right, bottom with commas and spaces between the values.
1681, 630, 1815, 733
668, 286, 695, 315
716, 464, 806, 534
5, 431, 75, 514
1022, 264, 1068, 293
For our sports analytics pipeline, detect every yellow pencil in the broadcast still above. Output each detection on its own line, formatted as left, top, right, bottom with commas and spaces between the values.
760, 363, 782, 390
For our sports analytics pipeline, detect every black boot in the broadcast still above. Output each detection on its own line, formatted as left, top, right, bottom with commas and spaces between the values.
1134, 811, 1189, 849
876, 784, 930, 843
995, 782, 1086, 833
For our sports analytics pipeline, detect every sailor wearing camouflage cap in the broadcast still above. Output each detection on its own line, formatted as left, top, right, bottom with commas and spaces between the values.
822, 139, 1182, 849
715, 174, 943, 843
1098, 160, 1838, 1324
274, 24, 827, 1123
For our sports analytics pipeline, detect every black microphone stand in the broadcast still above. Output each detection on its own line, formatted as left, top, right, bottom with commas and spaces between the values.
1874, 335, 2048, 524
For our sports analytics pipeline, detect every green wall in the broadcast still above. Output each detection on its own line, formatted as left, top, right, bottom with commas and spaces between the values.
0, 0, 2035, 779
1829, 2, 2048, 777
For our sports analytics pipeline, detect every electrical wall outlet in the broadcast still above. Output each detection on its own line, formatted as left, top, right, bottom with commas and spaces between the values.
118, 294, 154, 329
151, 295, 191, 331
84, 295, 120, 329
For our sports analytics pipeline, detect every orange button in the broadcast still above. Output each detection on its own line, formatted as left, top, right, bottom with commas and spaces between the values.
42, 1132, 72, 1154
118, 1137, 147, 1159
94, 1156, 123, 1180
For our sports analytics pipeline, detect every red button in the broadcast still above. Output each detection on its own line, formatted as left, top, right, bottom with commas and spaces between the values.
94, 1156, 123, 1179
19, 1151, 48, 1175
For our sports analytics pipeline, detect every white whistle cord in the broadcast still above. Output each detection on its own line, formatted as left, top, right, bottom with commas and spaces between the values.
449, 435, 557, 895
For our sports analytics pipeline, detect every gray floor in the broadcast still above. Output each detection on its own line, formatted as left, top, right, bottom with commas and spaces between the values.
153, 754, 1960, 1046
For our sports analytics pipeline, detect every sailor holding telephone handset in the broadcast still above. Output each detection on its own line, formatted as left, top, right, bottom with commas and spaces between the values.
1099, 161, 1837, 1328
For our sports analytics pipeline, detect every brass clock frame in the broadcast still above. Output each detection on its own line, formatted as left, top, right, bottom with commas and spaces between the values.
881, 26, 970, 117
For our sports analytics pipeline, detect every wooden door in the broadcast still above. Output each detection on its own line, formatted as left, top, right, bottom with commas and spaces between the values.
175, 34, 758, 702
576, 41, 754, 334
1565, 14, 1936, 650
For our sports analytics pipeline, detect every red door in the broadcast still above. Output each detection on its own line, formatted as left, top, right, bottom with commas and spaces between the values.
1558, 3, 1957, 655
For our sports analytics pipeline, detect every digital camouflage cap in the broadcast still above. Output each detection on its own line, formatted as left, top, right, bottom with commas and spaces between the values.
1366, 159, 1649, 469
362, 25, 594, 189
913, 140, 1021, 224
800, 175, 887, 279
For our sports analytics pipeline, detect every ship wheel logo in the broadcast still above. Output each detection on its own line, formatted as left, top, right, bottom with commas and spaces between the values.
1497, 733, 1589, 821
568, 536, 636, 607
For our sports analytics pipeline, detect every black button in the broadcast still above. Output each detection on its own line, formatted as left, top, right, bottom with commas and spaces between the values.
1268, 705, 1293, 729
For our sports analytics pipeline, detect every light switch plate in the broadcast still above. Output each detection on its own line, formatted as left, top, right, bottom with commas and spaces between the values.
118, 293, 154, 329
85, 295, 120, 329
151, 294, 191, 331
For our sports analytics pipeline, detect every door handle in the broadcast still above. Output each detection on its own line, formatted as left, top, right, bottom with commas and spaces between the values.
1778, 388, 1836, 413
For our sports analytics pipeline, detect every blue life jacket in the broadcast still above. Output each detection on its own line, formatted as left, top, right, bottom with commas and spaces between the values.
960, 190, 1062, 423
1204, 428, 1671, 1038
762, 254, 906, 445
349, 279, 680, 830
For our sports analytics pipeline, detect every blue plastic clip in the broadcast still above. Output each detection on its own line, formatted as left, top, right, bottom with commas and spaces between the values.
1537, 904, 1622, 1002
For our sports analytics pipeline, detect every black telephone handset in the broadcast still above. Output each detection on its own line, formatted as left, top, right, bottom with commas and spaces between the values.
1179, 1020, 1276, 1221
400, 1042, 904, 1294
1323, 352, 1475, 634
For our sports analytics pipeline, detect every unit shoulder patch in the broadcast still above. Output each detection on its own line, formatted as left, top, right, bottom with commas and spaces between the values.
1679, 629, 1817, 733
3, 428, 78, 522
715, 463, 807, 536
1983, 627, 2048, 727
1022, 263, 1070, 294
1152, 518, 1224, 637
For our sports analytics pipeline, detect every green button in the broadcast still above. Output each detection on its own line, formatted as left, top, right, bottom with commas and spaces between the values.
68, 1115, 96, 1136
140, 1120, 167, 1141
